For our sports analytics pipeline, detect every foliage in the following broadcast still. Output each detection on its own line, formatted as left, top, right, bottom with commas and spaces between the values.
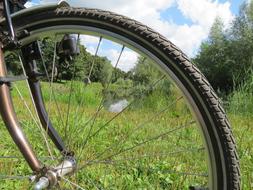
131, 57, 161, 86
194, 1, 253, 93
4, 51, 22, 75
129, 57, 172, 105
88, 56, 113, 87
4, 36, 114, 87
194, 18, 234, 92
111, 68, 129, 83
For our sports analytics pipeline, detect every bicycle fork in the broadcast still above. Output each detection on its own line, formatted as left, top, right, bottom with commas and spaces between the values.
0, 46, 76, 189
0, 0, 75, 188
0, 48, 41, 171
0, 0, 42, 172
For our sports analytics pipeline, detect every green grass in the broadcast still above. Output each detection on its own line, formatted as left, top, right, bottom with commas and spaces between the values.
229, 114, 253, 189
0, 81, 251, 189
226, 81, 253, 189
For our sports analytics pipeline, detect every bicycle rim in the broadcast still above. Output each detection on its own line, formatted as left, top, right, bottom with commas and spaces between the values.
0, 7, 240, 190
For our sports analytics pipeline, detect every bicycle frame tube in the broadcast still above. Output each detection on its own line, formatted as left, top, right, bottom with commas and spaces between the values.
21, 44, 66, 152
0, 48, 41, 172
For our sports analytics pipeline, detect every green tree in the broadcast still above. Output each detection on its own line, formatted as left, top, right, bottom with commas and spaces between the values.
228, 1, 253, 84
194, 18, 234, 92
111, 68, 126, 83
130, 57, 171, 96
84, 56, 113, 87
40, 36, 114, 87
194, 1, 253, 93
132, 57, 161, 86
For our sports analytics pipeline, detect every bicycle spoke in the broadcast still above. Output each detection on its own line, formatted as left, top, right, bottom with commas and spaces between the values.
82, 165, 208, 178
64, 34, 80, 145
78, 120, 195, 171
71, 58, 155, 141
0, 155, 56, 161
45, 145, 203, 177
79, 74, 166, 155
67, 36, 103, 147
46, 41, 58, 136
71, 36, 103, 132
83, 147, 204, 166
88, 36, 103, 79
18, 51, 56, 161
2, 28, 218, 189
40, 41, 65, 128
77, 45, 125, 158
90, 95, 183, 161
150, 170, 208, 177
13, 84, 42, 132
60, 176, 86, 190
64, 55, 76, 143
0, 175, 29, 180
83, 173, 101, 190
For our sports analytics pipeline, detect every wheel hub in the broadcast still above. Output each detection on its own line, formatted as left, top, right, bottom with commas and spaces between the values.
32, 157, 76, 190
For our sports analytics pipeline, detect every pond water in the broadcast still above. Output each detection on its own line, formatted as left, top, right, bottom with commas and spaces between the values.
107, 99, 129, 113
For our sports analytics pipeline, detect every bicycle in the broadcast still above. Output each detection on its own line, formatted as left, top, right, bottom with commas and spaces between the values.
0, 0, 240, 189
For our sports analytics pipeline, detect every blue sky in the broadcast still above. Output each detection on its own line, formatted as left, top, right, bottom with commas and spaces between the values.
160, 0, 242, 25
26, 0, 245, 71
161, 6, 194, 25
223, 0, 243, 15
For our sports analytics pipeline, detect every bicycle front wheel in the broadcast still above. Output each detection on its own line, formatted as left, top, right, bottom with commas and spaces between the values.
0, 5, 240, 190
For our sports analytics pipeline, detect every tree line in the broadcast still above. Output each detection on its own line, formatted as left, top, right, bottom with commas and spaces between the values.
4, 36, 163, 92
194, 0, 253, 94
7, 0, 252, 98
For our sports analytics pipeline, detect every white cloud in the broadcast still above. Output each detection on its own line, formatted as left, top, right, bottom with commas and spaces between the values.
38, 0, 234, 57
167, 24, 206, 56
174, 0, 234, 55
118, 50, 138, 72
177, 0, 233, 28
80, 35, 100, 45
80, 35, 100, 54
79, 35, 138, 71
100, 48, 138, 72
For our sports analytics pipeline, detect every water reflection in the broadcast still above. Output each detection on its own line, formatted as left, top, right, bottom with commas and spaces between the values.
103, 89, 130, 113
108, 99, 129, 113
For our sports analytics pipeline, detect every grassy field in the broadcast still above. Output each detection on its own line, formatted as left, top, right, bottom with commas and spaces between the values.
229, 114, 253, 189
0, 81, 251, 189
